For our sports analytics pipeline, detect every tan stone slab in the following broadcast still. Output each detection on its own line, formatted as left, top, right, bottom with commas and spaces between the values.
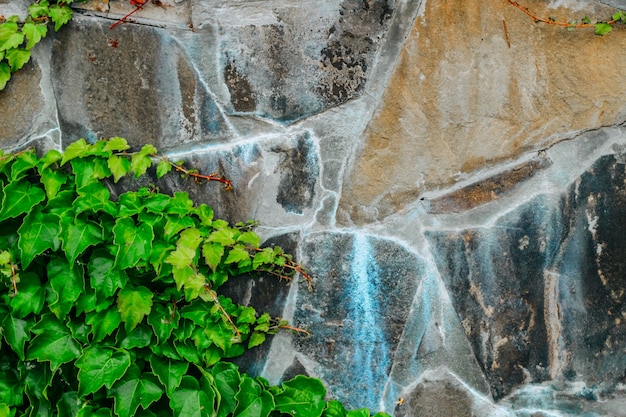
339, 0, 626, 224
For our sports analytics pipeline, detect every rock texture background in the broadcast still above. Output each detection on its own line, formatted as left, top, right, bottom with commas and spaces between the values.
2, 0, 626, 415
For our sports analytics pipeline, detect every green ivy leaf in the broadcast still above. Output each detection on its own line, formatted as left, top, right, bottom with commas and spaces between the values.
40, 166, 68, 199
164, 216, 196, 241
117, 286, 154, 333
224, 244, 251, 266
119, 324, 153, 350
147, 303, 180, 344
156, 160, 172, 179
61, 138, 90, 165
109, 365, 163, 417
166, 228, 202, 269
0, 22, 23, 51
0, 179, 46, 222
236, 231, 261, 247
345, 409, 370, 417
17, 207, 61, 268
26, 313, 82, 371
595, 22, 613, 35
104, 137, 131, 152
212, 362, 241, 417
1, 312, 33, 360
167, 192, 195, 216
149, 356, 189, 397
274, 375, 326, 417
234, 376, 275, 417
76, 346, 132, 396
112, 217, 154, 269
0, 62, 10, 90
61, 215, 103, 265
22, 22, 48, 50
247, 332, 266, 349
88, 250, 129, 304
207, 228, 235, 246
322, 401, 346, 417
28, 1, 50, 19
202, 242, 224, 272
74, 181, 117, 215
170, 375, 215, 417
85, 305, 122, 343
48, 4, 73, 31
252, 248, 274, 269
108, 155, 132, 183
7, 272, 45, 319
47, 257, 85, 320
5, 48, 30, 72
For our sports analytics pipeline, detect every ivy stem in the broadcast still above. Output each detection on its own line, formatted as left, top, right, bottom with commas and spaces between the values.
164, 157, 233, 190
110, 0, 151, 30
507, 0, 617, 28
204, 285, 242, 338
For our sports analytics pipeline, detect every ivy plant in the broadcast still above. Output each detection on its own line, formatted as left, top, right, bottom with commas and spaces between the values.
0, 0, 82, 90
0, 138, 391, 417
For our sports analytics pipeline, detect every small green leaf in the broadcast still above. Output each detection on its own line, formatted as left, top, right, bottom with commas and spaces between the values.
166, 228, 202, 269
109, 365, 163, 417
5, 48, 31, 72
29, 2, 50, 19
247, 332, 266, 349
22, 22, 48, 50
47, 256, 85, 320
323, 400, 347, 417
149, 356, 189, 397
170, 375, 215, 417
26, 313, 82, 371
224, 244, 251, 265
156, 160, 172, 179
88, 250, 129, 304
8, 272, 45, 318
252, 248, 274, 269
237, 231, 261, 247
595, 22, 613, 35
117, 286, 154, 333
147, 303, 180, 343
130, 154, 152, 178
49, 4, 73, 31
0, 179, 46, 222
167, 192, 195, 215
207, 228, 235, 246
104, 137, 131, 152
17, 207, 61, 268
61, 215, 103, 265
86, 305, 122, 343
76, 346, 131, 396
61, 138, 90, 165
1, 312, 33, 360
346, 409, 370, 417
0, 62, 10, 90
112, 217, 154, 269
234, 376, 275, 417
202, 242, 224, 272
211, 362, 241, 417
274, 375, 326, 417
0, 22, 23, 51
108, 154, 132, 183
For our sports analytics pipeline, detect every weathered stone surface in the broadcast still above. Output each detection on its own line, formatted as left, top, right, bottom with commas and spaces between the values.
51, 17, 232, 150
195, 0, 393, 123
338, 0, 626, 224
425, 152, 626, 400
286, 232, 423, 410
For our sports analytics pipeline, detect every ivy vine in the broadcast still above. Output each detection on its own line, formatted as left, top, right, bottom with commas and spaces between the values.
0, 138, 391, 417
508, 0, 626, 35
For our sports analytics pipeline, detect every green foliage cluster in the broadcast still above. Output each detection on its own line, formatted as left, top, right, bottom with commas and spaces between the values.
0, 0, 81, 90
0, 138, 391, 417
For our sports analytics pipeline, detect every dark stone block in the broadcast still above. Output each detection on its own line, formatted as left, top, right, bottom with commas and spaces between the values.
274, 133, 319, 214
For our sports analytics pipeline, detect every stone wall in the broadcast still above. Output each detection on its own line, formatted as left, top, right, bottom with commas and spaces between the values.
2, 0, 626, 415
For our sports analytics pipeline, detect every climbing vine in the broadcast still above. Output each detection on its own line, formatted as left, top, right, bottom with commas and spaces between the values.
508, 0, 626, 35
0, 137, 390, 417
